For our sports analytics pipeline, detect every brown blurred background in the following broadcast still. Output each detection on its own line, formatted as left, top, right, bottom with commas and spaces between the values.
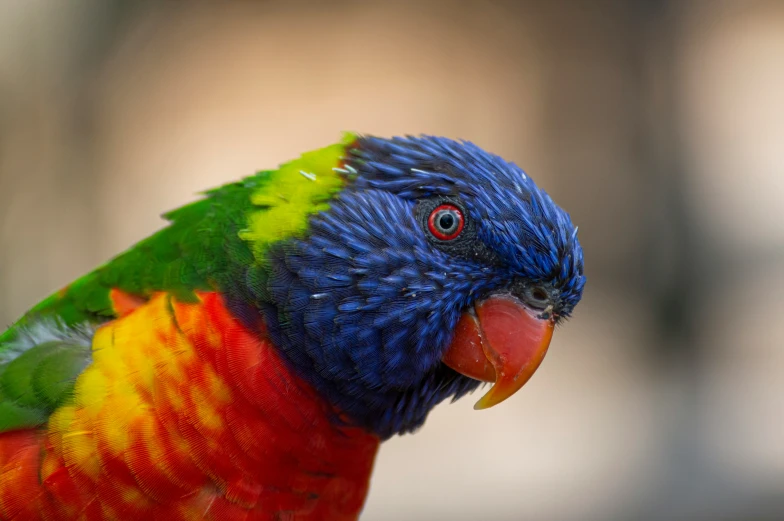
1, 1, 782, 520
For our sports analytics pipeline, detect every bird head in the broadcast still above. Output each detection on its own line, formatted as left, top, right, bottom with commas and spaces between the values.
259, 134, 585, 439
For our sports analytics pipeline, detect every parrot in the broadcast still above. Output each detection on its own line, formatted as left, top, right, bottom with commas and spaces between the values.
0, 133, 585, 520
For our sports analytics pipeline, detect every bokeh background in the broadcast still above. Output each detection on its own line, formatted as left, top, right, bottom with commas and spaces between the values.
1, 1, 782, 520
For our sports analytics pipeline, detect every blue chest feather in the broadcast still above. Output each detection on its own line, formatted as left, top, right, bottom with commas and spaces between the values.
261, 191, 492, 438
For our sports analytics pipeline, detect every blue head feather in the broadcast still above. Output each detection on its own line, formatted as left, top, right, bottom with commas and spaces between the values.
253, 135, 585, 439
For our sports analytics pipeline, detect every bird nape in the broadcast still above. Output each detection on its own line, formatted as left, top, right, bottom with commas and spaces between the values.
0, 132, 585, 520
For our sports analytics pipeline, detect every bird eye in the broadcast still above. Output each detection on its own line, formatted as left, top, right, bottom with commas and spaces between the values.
427, 204, 464, 241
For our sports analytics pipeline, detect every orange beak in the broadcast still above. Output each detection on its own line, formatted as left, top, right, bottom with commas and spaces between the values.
441, 295, 555, 409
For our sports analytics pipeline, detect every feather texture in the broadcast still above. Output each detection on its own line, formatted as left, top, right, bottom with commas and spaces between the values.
0, 133, 585, 519
0, 292, 378, 520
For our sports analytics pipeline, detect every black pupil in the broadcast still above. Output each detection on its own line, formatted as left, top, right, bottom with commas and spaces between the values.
438, 212, 456, 232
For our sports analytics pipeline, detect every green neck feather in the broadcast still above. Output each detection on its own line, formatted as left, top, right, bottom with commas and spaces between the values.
1, 132, 357, 344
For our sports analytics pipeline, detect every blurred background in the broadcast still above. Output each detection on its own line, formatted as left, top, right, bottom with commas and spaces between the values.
1, 1, 782, 520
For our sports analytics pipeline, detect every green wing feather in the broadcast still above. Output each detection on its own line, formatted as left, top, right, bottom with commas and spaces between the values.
0, 178, 259, 432
0, 338, 92, 431
0, 133, 355, 433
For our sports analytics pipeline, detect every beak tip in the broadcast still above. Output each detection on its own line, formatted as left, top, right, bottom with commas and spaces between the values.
471, 385, 514, 410
473, 399, 491, 411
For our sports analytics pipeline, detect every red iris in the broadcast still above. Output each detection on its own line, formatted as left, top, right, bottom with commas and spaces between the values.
427, 204, 465, 241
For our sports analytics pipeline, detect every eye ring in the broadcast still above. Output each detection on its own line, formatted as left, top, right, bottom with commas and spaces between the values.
427, 204, 465, 241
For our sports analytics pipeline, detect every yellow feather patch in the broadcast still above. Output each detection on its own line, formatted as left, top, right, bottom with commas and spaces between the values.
43, 292, 235, 491
239, 133, 356, 261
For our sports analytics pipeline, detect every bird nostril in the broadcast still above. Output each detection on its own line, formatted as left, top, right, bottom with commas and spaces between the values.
509, 281, 553, 311
531, 288, 548, 302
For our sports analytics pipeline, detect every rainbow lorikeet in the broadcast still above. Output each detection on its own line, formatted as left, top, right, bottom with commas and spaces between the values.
0, 133, 584, 520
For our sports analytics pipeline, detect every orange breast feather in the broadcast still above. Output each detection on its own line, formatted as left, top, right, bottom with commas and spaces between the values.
0, 292, 379, 521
